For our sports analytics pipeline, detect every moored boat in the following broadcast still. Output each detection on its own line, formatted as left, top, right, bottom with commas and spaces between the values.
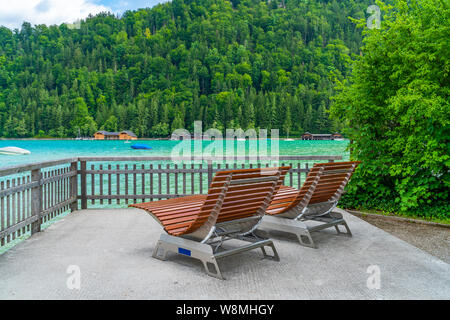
131, 144, 152, 150
0, 147, 31, 155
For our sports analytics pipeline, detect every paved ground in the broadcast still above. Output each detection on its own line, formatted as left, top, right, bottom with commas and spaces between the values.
351, 213, 450, 264
0, 208, 449, 300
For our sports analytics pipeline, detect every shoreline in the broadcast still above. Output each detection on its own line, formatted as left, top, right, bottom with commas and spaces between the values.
0, 137, 170, 141
0, 138, 349, 141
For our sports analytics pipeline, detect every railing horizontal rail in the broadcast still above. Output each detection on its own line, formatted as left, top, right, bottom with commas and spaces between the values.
41, 197, 77, 217
83, 169, 209, 174
0, 181, 39, 197
42, 170, 77, 184
0, 215, 39, 239
0, 158, 77, 178
78, 155, 343, 161
83, 194, 186, 200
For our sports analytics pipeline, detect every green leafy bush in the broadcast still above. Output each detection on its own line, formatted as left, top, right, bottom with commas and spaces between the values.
331, 0, 449, 220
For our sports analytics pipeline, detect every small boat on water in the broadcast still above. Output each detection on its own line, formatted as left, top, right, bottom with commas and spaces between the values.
131, 144, 152, 150
0, 147, 31, 155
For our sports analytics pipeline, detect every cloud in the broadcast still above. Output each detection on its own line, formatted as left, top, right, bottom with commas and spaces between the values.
0, 0, 111, 29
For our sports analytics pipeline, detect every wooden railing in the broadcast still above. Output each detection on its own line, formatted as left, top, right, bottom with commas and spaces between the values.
0, 155, 342, 248
0, 158, 78, 247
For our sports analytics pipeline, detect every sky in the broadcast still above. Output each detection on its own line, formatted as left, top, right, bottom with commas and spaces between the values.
0, 0, 166, 30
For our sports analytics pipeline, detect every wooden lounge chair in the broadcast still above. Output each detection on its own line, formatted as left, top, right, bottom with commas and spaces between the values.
259, 161, 360, 248
130, 166, 291, 279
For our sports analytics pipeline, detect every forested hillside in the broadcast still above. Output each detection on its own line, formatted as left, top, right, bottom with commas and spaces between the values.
0, 0, 373, 138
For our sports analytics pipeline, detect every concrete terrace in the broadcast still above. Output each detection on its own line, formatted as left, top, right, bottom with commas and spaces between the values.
0, 208, 449, 300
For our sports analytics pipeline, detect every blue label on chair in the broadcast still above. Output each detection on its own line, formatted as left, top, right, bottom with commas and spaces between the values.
178, 248, 191, 256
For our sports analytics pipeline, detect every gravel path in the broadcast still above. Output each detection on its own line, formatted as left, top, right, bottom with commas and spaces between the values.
349, 213, 450, 264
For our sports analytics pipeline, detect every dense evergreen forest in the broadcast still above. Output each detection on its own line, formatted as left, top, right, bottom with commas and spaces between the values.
0, 0, 373, 138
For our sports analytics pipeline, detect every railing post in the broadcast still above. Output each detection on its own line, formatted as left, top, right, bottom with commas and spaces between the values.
80, 160, 87, 209
70, 161, 78, 212
207, 160, 213, 187
31, 168, 42, 235
350, 140, 354, 160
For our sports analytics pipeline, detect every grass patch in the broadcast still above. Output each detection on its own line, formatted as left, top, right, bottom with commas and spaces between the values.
344, 207, 450, 225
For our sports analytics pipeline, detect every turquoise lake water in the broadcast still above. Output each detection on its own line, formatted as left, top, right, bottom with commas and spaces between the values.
0, 139, 349, 168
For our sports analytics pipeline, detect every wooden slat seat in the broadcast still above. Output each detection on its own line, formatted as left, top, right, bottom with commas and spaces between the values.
259, 161, 360, 248
132, 194, 206, 236
266, 185, 299, 215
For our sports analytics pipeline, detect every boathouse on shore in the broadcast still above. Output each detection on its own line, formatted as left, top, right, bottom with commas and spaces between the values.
94, 131, 137, 140
301, 132, 343, 140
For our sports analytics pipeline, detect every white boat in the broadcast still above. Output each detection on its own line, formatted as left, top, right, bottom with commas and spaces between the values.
0, 147, 31, 155
236, 138, 246, 141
